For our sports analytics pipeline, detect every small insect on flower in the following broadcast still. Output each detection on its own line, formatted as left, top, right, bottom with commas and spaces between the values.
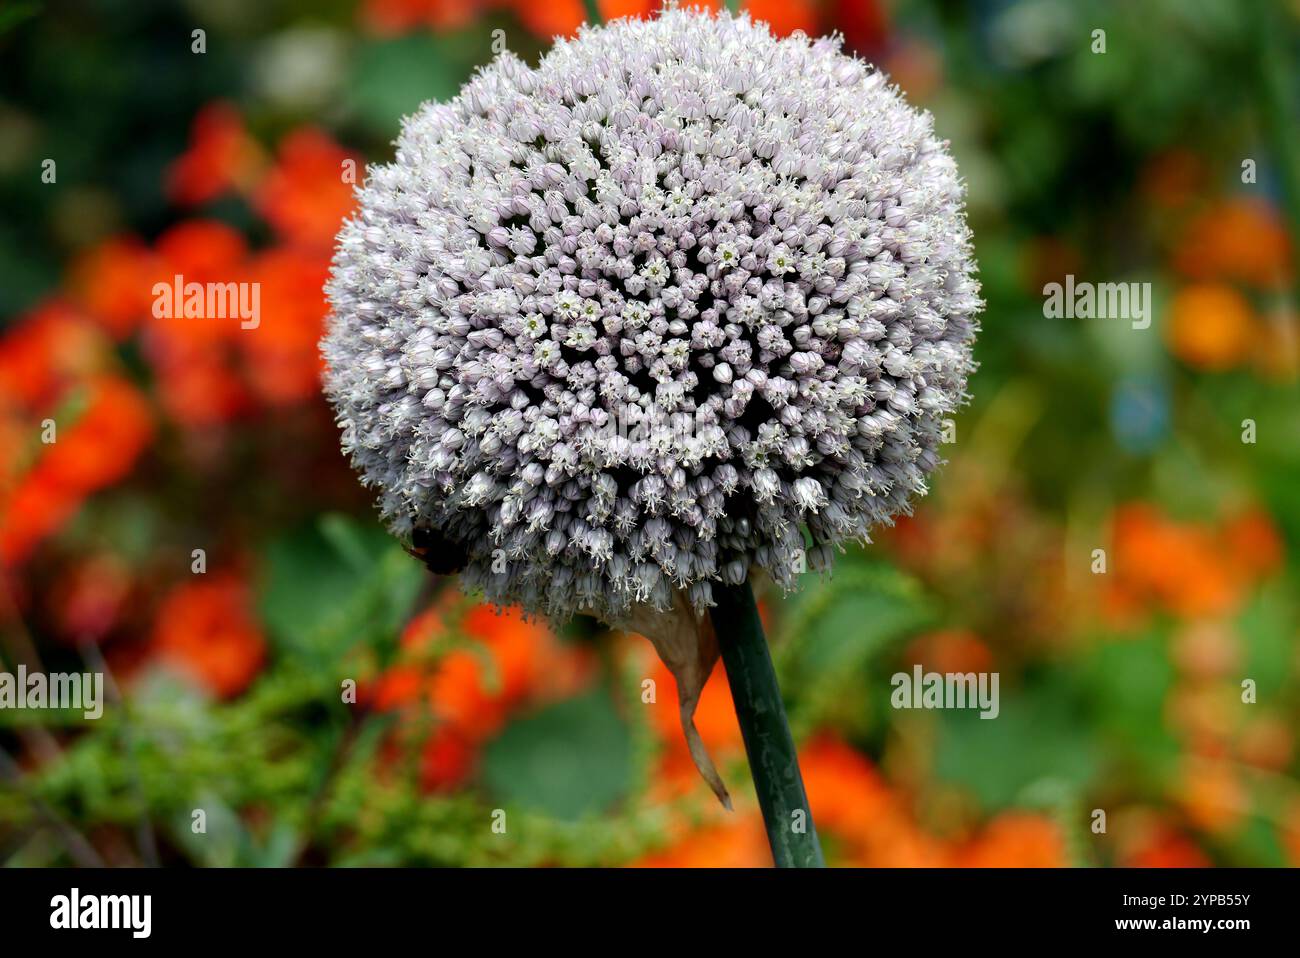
406, 524, 469, 576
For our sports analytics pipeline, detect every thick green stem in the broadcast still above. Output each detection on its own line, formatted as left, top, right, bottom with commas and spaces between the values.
710, 578, 825, 868
582, 0, 602, 27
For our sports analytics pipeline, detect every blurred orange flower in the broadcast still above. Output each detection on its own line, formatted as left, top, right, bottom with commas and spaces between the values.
630, 810, 770, 867
830, 0, 889, 55
151, 351, 248, 427
370, 599, 594, 790
952, 812, 1066, 868
241, 247, 331, 406
167, 102, 266, 206
359, 0, 826, 42
636, 732, 1064, 867
420, 725, 479, 788
1119, 818, 1212, 868
151, 575, 267, 697
0, 300, 108, 408
1221, 509, 1284, 579
36, 376, 152, 492
512, 0, 825, 42
904, 628, 994, 675
1281, 801, 1300, 867
1170, 621, 1238, 680
0, 373, 153, 566
361, 0, 482, 34
142, 220, 252, 425
68, 235, 157, 339
800, 734, 893, 841
1164, 283, 1257, 371
1106, 503, 1280, 623
1251, 306, 1300, 382
254, 129, 359, 250
1175, 757, 1247, 836
800, 734, 948, 866
1173, 197, 1292, 290
135, 234, 333, 426
1167, 681, 1238, 757
745, 0, 818, 38
1235, 714, 1293, 771
154, 218, 249, 286
510, 0, 596, 38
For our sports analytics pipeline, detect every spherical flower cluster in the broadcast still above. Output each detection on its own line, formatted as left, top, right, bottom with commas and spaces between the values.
323, 8, 981, 625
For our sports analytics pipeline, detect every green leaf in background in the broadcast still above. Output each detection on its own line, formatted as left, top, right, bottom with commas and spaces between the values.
935, 679, 1101, 811
1078, 630, 1180, 778
778, 553, 936, 736
0, 225, 59, 315
0, 1, 41, 35
345, 31, 486, 138
1239, 586, 1296, 703
258, 514, 424, 665
481, 688, 633, 821
781, 553, 936, 676
169, 796, 301, 868
1219, 813, 1285, 868
168, 793, 246, 868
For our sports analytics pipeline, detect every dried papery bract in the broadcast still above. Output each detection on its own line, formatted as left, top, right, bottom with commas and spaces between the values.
322, 8, 981, 803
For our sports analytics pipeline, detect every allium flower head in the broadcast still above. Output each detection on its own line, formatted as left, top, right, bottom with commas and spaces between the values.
324, 8, 980, 626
